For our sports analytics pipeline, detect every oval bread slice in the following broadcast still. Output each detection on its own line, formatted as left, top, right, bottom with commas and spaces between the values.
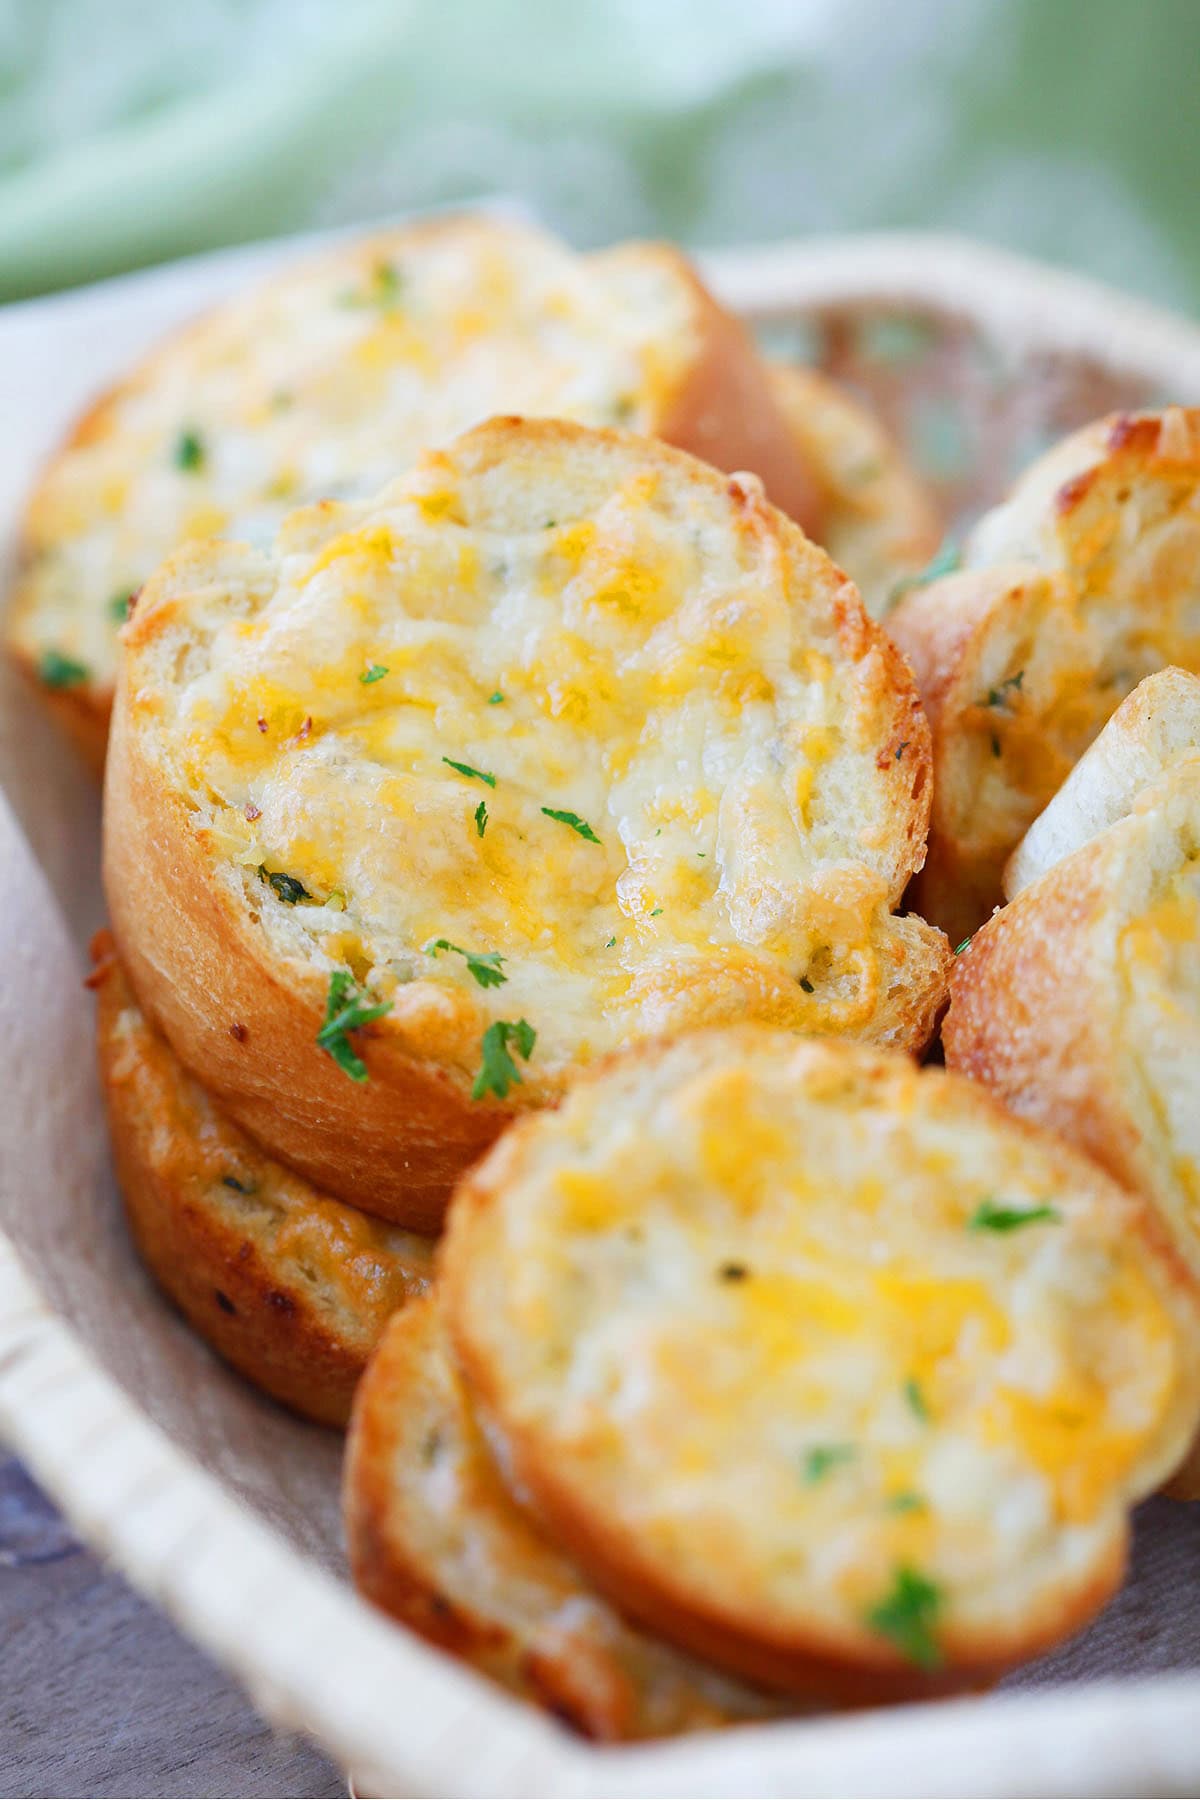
6, 214, 827, 769
92, 935, 432, 1426
441, 1027, 1200, 1702
1004, 667, 1200, 899
105, 416, 948, 1229
345, 1291, 793, 1737
889, 408, 1200, 943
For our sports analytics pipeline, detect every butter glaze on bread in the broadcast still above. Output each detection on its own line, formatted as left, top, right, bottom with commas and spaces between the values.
345, 1292, 791, 1737
105, 418, 947, 1228
7, 214, 824, 765
1005, 668, 1200, 900
442, 1028, 1200, 1703
890, 408, 1200, 943
92, 936, 432, 1425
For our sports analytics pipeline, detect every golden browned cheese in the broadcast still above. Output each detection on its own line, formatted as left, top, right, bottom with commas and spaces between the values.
345, 1292, 794, 1738
442, 1028, 1200, 1703
93, 936, 432, 1426
104, 418, 948, 1229
7, 214, 830, 765
890, 409, 1200, 943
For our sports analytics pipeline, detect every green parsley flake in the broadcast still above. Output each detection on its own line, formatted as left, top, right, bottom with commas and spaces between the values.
541, 806, 600, 843
985, 670, 1025, 708
341, 260, 403, 311
649, 907, 663, 918
443, 756, 496, 787
604, 936, 617, 948
109, 590, 134, 622
969, 1197, 1061, 1233
38, 648, 89, 689
888, 540, 960, 607
886, 1491, 927, 1515
802, 1444, 856, 1484
904, 1377, 929, 1422
953, 935, 972, 955
258, 867, 312, 906
474, 799, 488, 838
472, 1018, 536, 1101
174, 429, 205, 472
422, 939, 508, 990
799, 977, 815, 994
360, 664, 389, 684
488, 691, 505, 704
867, 1566, 943, 1668
316, 971, 393, 1083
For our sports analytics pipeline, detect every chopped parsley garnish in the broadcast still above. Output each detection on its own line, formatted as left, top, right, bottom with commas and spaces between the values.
604, 936, 617, 948
904, 1377, 929, 1422
488, 691, 505, 704
341, 260, 403, 311
649, 907, 663, 917
985, 669, 1025, 708
866, 1566, 943, 1668
953, 935, 972, 955
718, 1262, 749, 1282
802, 1444, 856, 1484
887, 1491, 927, 1515
38, 648, 89, 689
108, 590, 134, 622
799, 977, 815, 994
888, 540, 960, 606
316, 970, 393, 1082
360, 664, 389, 684
258, 867, 311, 906
474, 799, 488, 838
541, 807, 600, 843
969, 1197, 1061, 1233
443, 756, 496, 787
422, 939, 508, 989
472, 1018, 536, 1101
174, 428, 205, 472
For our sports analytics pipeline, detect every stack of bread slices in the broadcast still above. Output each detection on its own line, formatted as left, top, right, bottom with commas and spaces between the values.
10, 217, 1200, 1734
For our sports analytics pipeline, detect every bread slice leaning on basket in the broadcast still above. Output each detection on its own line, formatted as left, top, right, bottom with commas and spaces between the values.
6, 212, 832, 770
945, 702, 1200, 1497
345, 1290, 794, 1739
104, 417, 949, 1232
91, 934, 433, 1427
435, 1027, 1200, 1705
889, 408, 1200, 945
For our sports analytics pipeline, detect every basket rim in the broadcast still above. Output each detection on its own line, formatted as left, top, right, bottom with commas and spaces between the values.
3, 226, 1200, 1798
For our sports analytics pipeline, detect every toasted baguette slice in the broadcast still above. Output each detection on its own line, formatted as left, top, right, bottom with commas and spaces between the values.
767, 364, 940, 620
1004, 668, 1200, 899
92, 935, 432, 1426
889, 408, 1200, 943
345, 1291, 792, 1738
105, 417, 947, 1229
6, 214, 827, 768
442, 1028, 1200, 1704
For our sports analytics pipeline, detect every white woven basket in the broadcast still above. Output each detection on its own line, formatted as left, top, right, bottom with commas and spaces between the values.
2, 229, 1199, 1798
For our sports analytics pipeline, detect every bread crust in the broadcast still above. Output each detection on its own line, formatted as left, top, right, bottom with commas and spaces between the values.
1004, 668, 1200, 899
442, 1028, 1200, 1703
767, 363, 940, 619
345, 1291, 790, 1737
6, 215, 823, 762
105, 417, 941, 1227
890, 407, 1200, 943
92, 934, 433, 1425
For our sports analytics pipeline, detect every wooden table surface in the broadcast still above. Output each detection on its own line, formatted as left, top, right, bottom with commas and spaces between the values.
0, 1452, 342, 1799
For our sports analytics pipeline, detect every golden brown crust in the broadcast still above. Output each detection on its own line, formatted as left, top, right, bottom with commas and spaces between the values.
441, 1027, 1200, 1704
345, 1293, 791, 1737
105, 417, 939, 1227
93, 934, 433, 1425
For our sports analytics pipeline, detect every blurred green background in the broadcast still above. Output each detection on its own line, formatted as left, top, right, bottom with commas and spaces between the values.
2, 0, 1198, 308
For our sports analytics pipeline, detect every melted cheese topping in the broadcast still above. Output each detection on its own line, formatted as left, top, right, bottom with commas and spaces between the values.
1120, 854, 1200, 1263
140, 431, 922, 1079
450, 1033, 1197, 1649
10, 219, 697, 686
